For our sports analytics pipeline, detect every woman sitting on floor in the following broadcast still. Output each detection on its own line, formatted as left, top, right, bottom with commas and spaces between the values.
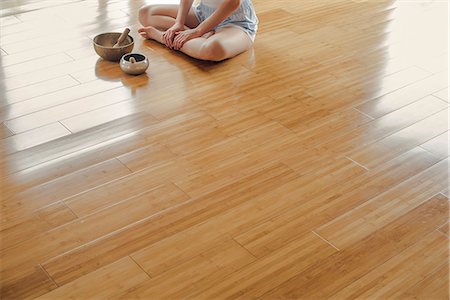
138, 0, 258, 61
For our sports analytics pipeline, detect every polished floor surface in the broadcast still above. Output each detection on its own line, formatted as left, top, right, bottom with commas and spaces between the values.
0, 0, 449, 299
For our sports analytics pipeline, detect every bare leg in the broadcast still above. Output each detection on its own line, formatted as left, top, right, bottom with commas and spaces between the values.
138, 4, 199, 30
196, 26, 253, 61
139, 26, 253, 62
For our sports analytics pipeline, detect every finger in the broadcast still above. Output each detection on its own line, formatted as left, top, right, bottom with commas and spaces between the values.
175, 35, 183, 50
165, 36, 172, 49
178, 37, 186, 50
138, 28, 145, 33
173, 36, 179, 50
167, 31, 175, 49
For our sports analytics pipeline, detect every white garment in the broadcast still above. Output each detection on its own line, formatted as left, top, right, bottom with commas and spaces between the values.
194, 0, 258, 41
200, 0, 221, 8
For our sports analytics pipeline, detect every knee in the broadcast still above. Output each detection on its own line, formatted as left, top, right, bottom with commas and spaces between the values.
199, 40, 227, 62
138, 5, 155, 26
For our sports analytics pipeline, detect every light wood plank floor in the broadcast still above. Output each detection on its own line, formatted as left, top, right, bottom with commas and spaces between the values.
0, 0, 448, 299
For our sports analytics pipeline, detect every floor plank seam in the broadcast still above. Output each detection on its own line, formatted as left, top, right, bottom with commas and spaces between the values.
171, 181, 194, 202
344, 156, 369, 171
3, 120, 17, 135
115, 157, 134, 173
435, 228, 449, 239
61, 201, 79, 219
58, 121, 73, 134
417, 145, 445, 160
413, 64, 440, 76
438, 192, 449, 199
129, 255, 153, 279
67, 73, 83, 85
311, 230, 340, 251
352, 107, 375, 120
232, 237, 258, 259
430, 94, 450, 105
38, 263, 60, 288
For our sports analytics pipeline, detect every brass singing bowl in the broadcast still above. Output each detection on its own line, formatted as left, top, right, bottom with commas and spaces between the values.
93, 32, 134, 62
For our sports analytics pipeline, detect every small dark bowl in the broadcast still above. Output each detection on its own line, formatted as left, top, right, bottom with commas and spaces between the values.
93, 32, 134, 62
120, 53, 149, 75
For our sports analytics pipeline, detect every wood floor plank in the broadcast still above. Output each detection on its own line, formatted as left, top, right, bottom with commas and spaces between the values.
1, 29, 86, 51
37, 257, 149, 300
0, 15, 21, 26
262, 193, 449, 299
317, 96, 447, 154
0, 55, 98, 91
0, 122, 71, 155
331, 231, 449, 299
0, 114, 159, 203
0, 53, 73, 79
64, 162, 183, 217
1, 182, 188, 294
420, 131, 449, 159
1, 75, 80, 105
400, 263, 450, 299
316, 158, 448, 249
60, 99, 141, 133
438, 221, 449, 237
114, 239, 256, 299
286, 109, 374, 148
0, 202, 77, 250
126, 159, 358, 280
416, 53, 448, 74
0, 265, 57, 300
3, 82, 127, 131
1, 38, 92, 68
0, 112, 157, 178
433, 87, 449, 102
0, 122, 13, 139
341, 66, 432, 101
1, 158, 131, 225
235, 148, 439, 257
130, 234, 335, 300
355, 71, 448, 118
348, 109, 448, 168
41, 164, 299, 285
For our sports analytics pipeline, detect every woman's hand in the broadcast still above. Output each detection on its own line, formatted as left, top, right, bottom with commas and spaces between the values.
173, 28, 202, 50
162, 22, 185, 49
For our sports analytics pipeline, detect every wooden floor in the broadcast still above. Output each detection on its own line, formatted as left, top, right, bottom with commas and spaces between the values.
0, 0, 449, 299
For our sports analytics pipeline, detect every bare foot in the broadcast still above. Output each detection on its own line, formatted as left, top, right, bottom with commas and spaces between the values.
138, 26, 161, 41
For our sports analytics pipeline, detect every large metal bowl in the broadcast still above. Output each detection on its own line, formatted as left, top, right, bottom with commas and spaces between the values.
93, 32, 134, 62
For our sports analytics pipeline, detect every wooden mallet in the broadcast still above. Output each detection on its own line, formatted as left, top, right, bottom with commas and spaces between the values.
113, 28, 131, 48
